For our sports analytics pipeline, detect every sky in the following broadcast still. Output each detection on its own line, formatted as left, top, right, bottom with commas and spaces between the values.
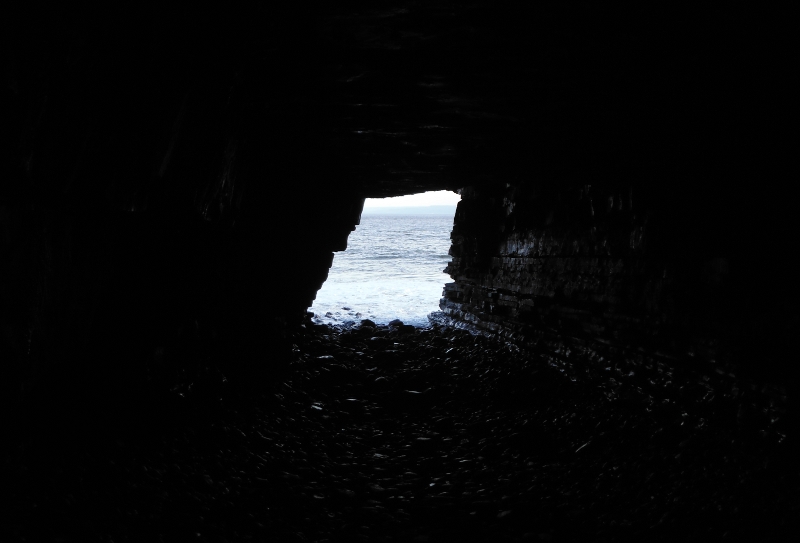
362, 190, 461, 208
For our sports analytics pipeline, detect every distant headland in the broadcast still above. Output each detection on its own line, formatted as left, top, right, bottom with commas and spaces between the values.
361, 205, 457, 216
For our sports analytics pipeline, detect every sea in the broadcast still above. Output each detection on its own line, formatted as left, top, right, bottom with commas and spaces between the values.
309, 214, 455, 327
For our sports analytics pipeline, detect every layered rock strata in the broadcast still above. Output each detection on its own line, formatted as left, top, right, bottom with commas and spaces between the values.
441, 181, 794, 386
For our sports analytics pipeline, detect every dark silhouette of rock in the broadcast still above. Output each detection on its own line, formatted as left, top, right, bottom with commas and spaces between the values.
0, 2, 794, 541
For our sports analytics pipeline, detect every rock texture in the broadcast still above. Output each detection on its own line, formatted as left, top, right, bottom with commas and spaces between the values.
441, 175, 795, 386
440, 180, 794, 388
443, 184, 676, 347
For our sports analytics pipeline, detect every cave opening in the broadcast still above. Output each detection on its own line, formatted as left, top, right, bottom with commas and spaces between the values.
309, 190, 460, 327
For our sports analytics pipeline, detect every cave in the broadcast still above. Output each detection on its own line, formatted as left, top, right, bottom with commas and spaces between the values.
2, 3, 795, 541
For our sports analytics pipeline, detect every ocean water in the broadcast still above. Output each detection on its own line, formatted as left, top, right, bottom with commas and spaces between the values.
309, 214, 455, 327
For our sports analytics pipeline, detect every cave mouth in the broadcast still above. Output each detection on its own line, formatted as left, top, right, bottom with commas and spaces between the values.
309, 191, 459, 327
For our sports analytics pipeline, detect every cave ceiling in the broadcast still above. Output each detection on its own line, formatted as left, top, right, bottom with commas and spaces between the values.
271, 2, 681, 197
6, 2, 775, 204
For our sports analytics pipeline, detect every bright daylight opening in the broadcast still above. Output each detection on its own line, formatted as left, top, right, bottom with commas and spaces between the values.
310, 190, 461, 327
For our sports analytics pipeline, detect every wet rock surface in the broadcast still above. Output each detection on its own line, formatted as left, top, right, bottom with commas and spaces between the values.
5, 323, 797, 542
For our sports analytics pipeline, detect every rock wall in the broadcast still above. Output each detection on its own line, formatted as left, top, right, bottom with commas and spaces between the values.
443, 184, 654, 341
0, 6, 374, 416
442, 179, 795, 386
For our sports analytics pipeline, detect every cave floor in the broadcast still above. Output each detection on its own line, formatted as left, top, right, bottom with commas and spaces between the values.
5, 323, 798, 542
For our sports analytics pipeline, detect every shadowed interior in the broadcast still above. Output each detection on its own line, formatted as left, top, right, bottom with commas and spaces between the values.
1, 2, 795, 541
